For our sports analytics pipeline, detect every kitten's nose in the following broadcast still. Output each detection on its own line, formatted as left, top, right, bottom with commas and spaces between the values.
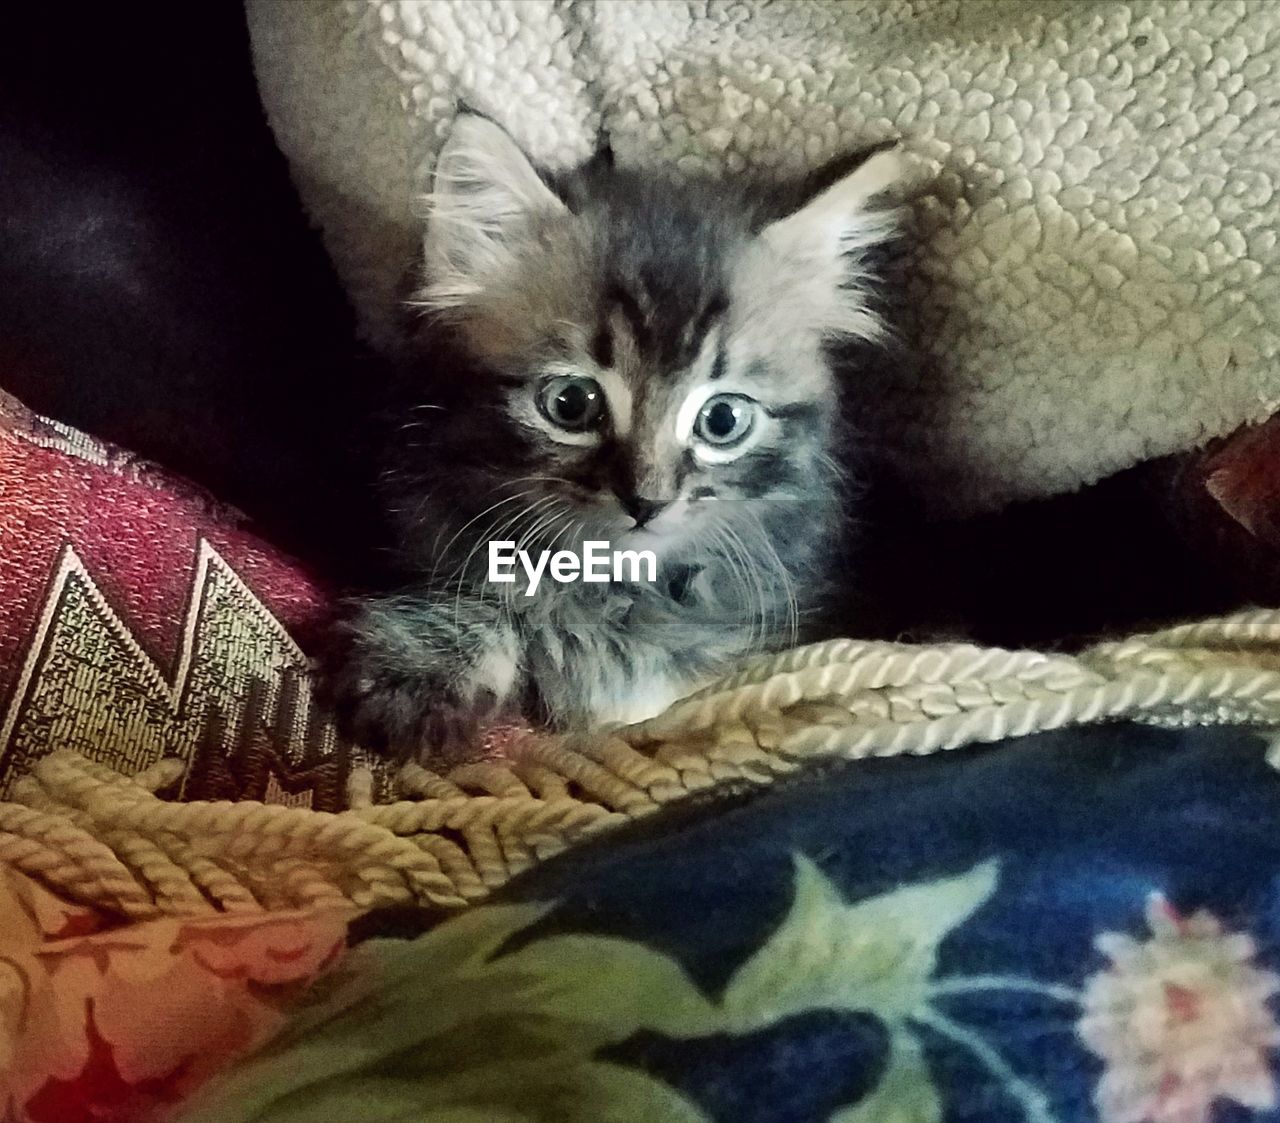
619, 495, 669, 528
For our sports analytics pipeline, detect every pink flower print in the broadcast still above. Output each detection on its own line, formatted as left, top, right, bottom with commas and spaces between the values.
1078, 894, 1280, 1123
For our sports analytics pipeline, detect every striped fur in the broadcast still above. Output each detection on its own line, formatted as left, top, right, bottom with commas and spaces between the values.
326, 113, 904, 759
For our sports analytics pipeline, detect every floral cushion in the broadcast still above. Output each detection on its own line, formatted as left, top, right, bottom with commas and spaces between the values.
0, 865, 351, 1122
173, 720, 1280, 1123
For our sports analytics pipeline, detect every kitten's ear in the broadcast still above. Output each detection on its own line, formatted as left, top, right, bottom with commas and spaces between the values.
761, 147, 906, 262
752, 147, 907, 342
420, 112, 566, 310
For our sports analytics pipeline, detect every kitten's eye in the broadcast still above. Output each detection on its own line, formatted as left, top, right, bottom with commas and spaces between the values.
538, 375, 605, 431
694, 394, 757, 447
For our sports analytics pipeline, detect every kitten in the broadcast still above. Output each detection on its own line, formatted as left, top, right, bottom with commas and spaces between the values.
324, 112, 904, 759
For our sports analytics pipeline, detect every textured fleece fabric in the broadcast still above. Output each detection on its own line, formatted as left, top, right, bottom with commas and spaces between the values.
246, 0, 1280, 515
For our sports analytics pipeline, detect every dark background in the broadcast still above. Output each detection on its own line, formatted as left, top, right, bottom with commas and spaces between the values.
0, 2, 380, 577
0, 3, 1244, 644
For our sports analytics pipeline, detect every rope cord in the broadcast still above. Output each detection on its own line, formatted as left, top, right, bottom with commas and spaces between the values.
5, 608, 1280, 919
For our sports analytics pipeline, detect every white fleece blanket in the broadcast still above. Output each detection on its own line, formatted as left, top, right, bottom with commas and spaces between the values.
246, 0, 1280, 516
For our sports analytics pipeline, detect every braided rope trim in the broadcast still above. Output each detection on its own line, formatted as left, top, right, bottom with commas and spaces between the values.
5, 608, 1280, 919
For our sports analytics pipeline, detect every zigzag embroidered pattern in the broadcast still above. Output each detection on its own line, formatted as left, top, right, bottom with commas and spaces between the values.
0, 541, 352, 801
4, 607, 1280, 919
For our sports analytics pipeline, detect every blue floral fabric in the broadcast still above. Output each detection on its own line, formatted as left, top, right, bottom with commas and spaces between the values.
184, 721, 1280, 1123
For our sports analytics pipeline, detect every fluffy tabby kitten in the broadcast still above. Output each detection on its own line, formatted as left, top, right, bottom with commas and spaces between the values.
326, 112, 904, 759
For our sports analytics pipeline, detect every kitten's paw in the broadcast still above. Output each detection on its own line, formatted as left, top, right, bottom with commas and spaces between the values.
319, 630, 497, 765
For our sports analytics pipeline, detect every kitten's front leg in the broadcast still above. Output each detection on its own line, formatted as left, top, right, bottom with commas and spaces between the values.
321, 591, 521, 762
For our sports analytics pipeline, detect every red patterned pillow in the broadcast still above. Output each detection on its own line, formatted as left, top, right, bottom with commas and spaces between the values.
0, 387, 363, 807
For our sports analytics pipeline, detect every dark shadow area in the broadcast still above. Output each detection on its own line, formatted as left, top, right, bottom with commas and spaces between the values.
853, 455, 1243, 651
0, 2, 385, 581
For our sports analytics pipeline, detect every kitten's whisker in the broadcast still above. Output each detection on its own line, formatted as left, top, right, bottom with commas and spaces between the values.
407, 488, 438, 545
460, 507, 529, 630
516, 502, 568, 559
487, 504, 547, 613
735, 511, 781, 640
505, 473, 581, 490
745, 509, 800, 648
446, 494, 549, 631
498, 499, 567, 612
564, 516, 585, 554
744, 523, 785, 649
543, 507, 577, 556
466, 495, 555, 616
430, 488, 534, 587
708, 522, 759, 652
816, 451, 848, 482
471, 504, 537, 597
717, 518, 769, 652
